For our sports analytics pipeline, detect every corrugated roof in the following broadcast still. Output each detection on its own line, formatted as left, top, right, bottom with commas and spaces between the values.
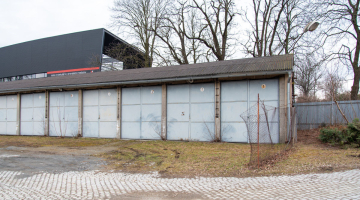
0, 54, 293, 93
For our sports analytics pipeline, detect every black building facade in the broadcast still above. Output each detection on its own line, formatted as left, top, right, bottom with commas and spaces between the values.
0, 29, 144, 82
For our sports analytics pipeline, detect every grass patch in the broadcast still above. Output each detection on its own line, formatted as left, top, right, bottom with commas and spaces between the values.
1, 129, 360, 178
265, 143, 360, 175
97, 140, 250, 177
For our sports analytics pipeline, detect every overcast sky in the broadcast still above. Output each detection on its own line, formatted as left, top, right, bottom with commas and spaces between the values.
0, 0, 115, 48
0, 0, 355, 92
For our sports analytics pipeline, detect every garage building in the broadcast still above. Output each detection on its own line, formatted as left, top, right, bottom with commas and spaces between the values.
0, 54, 293, 143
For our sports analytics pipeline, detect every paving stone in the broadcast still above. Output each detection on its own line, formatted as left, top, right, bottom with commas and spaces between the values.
0, 170, 360, 199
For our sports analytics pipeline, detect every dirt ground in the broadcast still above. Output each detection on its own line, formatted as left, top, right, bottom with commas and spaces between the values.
0, 146, 107, 177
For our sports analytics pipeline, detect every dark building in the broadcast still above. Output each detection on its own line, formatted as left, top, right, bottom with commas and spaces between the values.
0, 29, 145, 82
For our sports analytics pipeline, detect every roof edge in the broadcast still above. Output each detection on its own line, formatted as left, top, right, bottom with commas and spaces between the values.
0, 70, 292, 95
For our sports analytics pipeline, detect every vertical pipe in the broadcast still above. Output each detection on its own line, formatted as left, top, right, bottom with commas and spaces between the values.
16, 93, 21, 136
287, 73, 291, 142
257, 93, 260, 169
247, 80, 250, 143
78, 89, 83, 137
45, 91, 49, 136
161, 84, 167, 140
117, 86, 122, 139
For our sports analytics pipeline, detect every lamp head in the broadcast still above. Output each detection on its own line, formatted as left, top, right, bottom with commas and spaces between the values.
303, 21, 320, 33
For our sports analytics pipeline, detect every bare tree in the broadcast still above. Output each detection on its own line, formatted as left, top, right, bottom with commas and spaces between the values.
295, 54, 323, 98
154, 0, 204, 65
111, 0, 169, 68
242, 0, 288, 57
315, 0, 360, 100
325, 71, 349, 123
322, 70, 346, 101
183, 0, 238, 61
88, 54, 102, 68
105, 43, 146, 69
241, 0, 319, 57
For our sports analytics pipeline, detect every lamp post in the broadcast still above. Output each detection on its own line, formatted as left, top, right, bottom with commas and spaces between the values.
288, 21, 320, 143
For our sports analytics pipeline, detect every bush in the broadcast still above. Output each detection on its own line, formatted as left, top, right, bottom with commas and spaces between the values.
319, 118, 360, 146
319, 127, 345, 144
347, 118, 360, 145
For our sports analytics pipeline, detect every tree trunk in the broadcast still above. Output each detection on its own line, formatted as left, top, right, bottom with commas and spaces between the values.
351, 67, 360, 100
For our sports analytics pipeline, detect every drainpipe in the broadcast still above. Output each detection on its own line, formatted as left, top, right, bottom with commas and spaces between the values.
287, 72, 292, 142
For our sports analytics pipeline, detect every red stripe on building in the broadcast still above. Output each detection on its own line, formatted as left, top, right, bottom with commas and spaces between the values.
47, 67, 100, 74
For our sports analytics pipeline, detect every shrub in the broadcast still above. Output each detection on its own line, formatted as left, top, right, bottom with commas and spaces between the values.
346, 118, 360, 145
319, 128, 345, 144
319, 119, 360, 147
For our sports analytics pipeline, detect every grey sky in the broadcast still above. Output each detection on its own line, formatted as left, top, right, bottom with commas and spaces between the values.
0, 0, 114, 48
0, 0, 355, 93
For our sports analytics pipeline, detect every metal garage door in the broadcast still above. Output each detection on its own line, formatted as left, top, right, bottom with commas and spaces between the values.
83, 89, 117, 138
49, 91, 78, 137
20, 93, 46, 136
249, 79, 279, 143
221, 81, 249, 142
167, 83, 215, 141
122, 86, 162, 140
0, 95, 17, 135
221, 79, 279, 143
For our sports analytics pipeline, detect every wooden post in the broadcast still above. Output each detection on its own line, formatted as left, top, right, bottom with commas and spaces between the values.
257, 93, 260, 169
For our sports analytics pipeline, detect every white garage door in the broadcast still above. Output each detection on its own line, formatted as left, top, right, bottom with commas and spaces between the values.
20, 93, 46, 136
0, 95, 17, 135
220, 81, 249, 142
249, 79, 279, 143
83, 89, 118, 138
167, 83, 215, 141
49, 91, 78, 137
122, 86, 162, 140
221, 79, 279, 143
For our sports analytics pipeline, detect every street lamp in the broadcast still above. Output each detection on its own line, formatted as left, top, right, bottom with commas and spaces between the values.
303, 21, 320, 33
292, 21, 320, 50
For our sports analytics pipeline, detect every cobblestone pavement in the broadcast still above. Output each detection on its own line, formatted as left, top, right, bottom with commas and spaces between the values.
0, 169, 360, 199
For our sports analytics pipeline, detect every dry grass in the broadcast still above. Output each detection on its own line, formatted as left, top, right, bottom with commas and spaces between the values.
0, 135, 119, 148
97, 128, 360, 177
1, 129, 360, 178
267, 143, 360, 175
97, 141, 250, 177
